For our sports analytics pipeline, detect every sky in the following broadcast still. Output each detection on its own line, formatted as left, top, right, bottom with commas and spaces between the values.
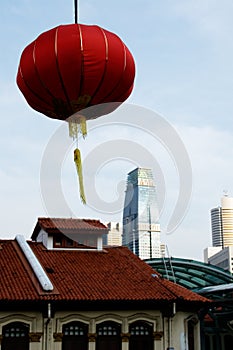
1, 0, 233, 261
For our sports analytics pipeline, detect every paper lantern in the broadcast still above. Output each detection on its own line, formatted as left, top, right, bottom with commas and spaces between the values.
17, 23, 135, 203
16, 24, 135, 120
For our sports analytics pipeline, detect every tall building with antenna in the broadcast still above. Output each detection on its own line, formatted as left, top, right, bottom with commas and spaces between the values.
122, 167, 165, 260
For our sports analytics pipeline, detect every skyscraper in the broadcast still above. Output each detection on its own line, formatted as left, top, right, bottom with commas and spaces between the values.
211, 195, 233, 248
122, 167, 163, 260
211, 207, 223, 247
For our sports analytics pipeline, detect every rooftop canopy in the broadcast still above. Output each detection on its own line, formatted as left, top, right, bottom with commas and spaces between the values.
146, 257, 233, 294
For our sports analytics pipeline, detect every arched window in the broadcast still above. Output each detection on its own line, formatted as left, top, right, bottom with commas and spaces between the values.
188, 320, 195, 350
2, 322, 29, 350
62, 321, 88, 350
96, 321, 121, 350
129, 321, 154, 350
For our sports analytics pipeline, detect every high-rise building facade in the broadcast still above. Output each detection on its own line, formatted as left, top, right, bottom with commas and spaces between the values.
204, 195, 233, 273
211, 195, 233, 248
122, 167, 163, 260
103, 222, 122, 246
207, 246, 233, 273
211, 207, 223, 247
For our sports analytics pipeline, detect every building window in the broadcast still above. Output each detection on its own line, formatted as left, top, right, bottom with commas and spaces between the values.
62, 321, 88, 350
96, 321, 121, 350
66, 238, 74, 247
188, 320, 195, 350
129, 321, 153, 350
54, 234, 63, 247
2, 322, 29, 350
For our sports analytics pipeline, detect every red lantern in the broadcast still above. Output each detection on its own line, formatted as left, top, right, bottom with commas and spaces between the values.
16, 24, 135, 121
16, 23, 135, 203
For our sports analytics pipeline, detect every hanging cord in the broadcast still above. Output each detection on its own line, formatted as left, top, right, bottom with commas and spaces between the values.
74, 0, 78, 23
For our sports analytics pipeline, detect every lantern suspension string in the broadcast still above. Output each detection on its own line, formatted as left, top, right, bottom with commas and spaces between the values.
74, 0, 78, 23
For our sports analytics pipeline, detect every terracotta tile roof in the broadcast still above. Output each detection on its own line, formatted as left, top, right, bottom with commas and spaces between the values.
31, 217, 108, 239
0, 240, 40, 300
0, 239, 209, 307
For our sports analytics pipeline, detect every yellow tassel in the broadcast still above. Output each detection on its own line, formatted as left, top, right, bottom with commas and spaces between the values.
68, 116, 87, 204
69, 121, 78, 139
74, 148, 86, 204
68, 116, 87, 139
79, 116, 87, 138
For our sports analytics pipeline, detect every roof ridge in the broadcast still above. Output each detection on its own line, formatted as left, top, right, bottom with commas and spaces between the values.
38, 217, 103, 221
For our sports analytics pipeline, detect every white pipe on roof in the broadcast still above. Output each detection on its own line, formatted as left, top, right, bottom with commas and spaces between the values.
15, 234, 54, 292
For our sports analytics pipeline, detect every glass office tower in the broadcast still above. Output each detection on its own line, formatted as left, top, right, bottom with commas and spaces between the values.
122, 168, 163, 260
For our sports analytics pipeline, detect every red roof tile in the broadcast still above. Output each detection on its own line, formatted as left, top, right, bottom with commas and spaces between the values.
31, 218, 108, 239
0, 239, 209, 307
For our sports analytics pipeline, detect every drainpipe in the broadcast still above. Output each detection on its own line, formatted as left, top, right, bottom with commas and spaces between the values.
168, 317, 172, 348
44, 303, 51, 350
